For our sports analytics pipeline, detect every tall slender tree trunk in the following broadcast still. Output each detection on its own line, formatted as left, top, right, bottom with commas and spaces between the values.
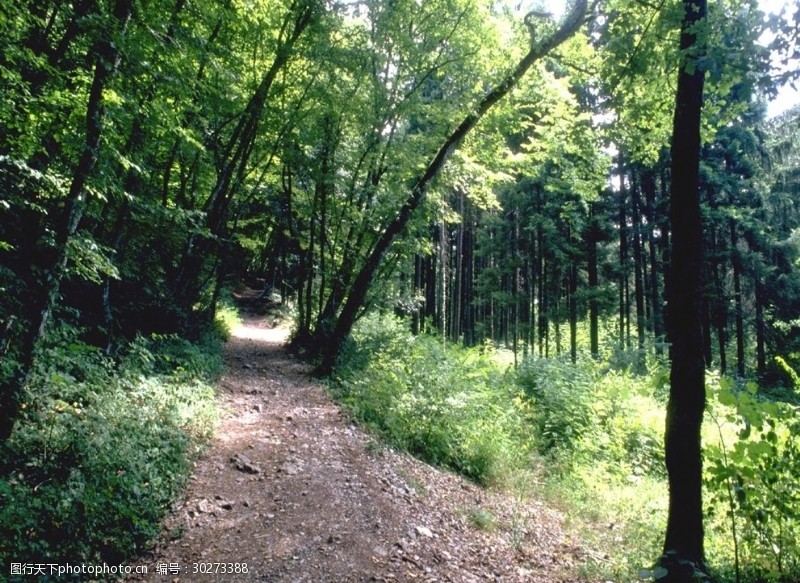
713, 254, 728, 375
438, 221, 448, 338
539, 251, 548, 357
413, 255, 423, 335
755, 282, 766, 377
659, 0, 710, 575
632, 178, 646, 367
588, 203, 600, 358
528, 229, 539, 354
619, 157, 629, 350
701, 294, 713, 367
730, 219, 745, 378
569, 261, 578, 365
450, 190, 468, 343
658, 160, 672, 350
462, 215, 475, 346
702, 230, 715, 366
643, 169, 665, 353
554, 280, 562, 356
425, 238, 437, 333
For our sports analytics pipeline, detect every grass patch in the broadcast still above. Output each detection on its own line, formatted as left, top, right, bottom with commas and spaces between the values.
467, 507, 497, 531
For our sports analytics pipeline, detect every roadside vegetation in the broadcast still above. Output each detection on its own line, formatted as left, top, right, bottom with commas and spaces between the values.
0, 312, 230, 570
1, 0, 798, 577
332, 313, 800, 583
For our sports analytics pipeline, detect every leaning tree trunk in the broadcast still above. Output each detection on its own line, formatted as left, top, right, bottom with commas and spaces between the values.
316, 0, 589, 374
658, 0, 710, 576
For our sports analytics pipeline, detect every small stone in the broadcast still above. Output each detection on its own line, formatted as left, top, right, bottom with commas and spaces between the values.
279, 461, 301, 475
231, 453, 261, 474
414, 526, 433, 538
373, 545, 388, 557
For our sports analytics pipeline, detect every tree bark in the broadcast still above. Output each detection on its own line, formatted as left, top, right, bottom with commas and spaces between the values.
659, 0, 710, 576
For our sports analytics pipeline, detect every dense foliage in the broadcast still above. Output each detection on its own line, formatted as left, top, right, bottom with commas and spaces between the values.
334, 314, 533, 486
0, 320, 222, 568
1, 0, 798, 578
333, 317, 800, 582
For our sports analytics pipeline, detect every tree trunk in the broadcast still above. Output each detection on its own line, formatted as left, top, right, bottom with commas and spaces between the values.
425, 239, 437, 332
619, 156, 629, 351
462, 211, 475, 346
730, 219, 745, 378
659, 0, 709, 575
632, 177, 646, 368
527, 233, 536, 354
569, 260, 578, 365
755, 281, 766, 377
643, 169, 665, 354
413, 255, 423, 335
588, 203, 600, 358
539, 243, 548, 358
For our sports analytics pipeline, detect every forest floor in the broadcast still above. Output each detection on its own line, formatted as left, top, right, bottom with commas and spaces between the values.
127, 292, 595, 582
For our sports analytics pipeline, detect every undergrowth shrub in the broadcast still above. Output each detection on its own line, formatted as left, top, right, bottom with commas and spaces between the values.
516, 356, 665, 477
516, 354, 668, 580
0, 320, 220, 571
213, 294, 243, 341
704, 370, 800, 582
516, 357, 595, 454
333, 314, 532, 486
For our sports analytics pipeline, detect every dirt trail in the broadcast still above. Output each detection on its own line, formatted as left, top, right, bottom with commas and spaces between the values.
129, 303, 588, 582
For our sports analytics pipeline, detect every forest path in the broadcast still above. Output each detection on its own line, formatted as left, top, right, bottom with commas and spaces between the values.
129, 297, 589, 582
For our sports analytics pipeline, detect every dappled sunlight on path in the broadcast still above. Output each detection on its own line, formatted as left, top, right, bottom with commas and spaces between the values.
126, 306, 581, 582
230, 322, 290, 344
